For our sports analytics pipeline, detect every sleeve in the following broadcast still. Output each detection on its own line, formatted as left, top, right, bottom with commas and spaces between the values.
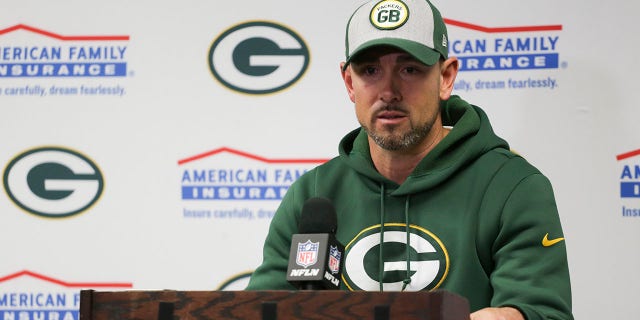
245, 176, 310, 290
489, 169, 574, 320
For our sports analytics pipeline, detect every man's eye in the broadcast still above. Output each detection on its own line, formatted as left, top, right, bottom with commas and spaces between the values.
405, 66, 419, 74
364, 66, 377, 75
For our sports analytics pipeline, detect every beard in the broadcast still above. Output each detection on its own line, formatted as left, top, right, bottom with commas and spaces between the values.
363, 120, 434, 151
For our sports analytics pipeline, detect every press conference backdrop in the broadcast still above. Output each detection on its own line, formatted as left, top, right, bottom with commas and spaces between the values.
1, 0, 638, 319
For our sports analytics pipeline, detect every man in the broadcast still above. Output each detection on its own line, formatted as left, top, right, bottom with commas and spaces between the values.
246, 0, 573, 319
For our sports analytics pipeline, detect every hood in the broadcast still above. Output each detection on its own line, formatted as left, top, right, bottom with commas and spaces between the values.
338, 95, 509, 195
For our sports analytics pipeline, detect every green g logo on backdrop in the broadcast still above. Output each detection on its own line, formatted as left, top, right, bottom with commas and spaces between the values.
3, 146, 104, 218
208, 21, 310, 95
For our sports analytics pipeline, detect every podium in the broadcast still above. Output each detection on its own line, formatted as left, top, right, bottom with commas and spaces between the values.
79, 289, 469, 320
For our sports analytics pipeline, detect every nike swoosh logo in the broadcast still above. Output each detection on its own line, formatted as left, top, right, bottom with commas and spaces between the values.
542, 233, 565, 247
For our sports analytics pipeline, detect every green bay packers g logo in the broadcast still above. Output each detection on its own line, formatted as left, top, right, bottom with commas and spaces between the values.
370, 0, 409, 30
208, 21, 310, 95
3, 146, 104, 218
342, 223, 449, 291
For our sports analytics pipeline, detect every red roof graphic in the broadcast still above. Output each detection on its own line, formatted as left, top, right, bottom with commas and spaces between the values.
617, 149, 640, 161
0, 270, 132, 288
0, 24, 129, 41
0, 19, 559, 43
443, 18, 562, 33
178, 147, 329, 165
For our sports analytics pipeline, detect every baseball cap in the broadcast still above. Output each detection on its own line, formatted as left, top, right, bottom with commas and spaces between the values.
344, 0, 448, 69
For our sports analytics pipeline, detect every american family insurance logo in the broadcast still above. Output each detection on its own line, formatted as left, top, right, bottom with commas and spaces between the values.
0, 24, 129, 97
178, 147, 326, 220
446, 17, 563, 92
0, 270, 132, 320
617, 149, 640, 217
208, 21, 310, 95
446, 18, 562, 72
0, 24, 129, 77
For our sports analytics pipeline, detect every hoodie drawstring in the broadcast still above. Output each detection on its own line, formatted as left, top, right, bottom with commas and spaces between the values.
379, 183, 386, 292
401, 195, 412, 291
379, 184, 413, 292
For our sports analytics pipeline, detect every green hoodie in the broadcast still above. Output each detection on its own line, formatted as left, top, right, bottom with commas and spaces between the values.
247, 96, 573, 320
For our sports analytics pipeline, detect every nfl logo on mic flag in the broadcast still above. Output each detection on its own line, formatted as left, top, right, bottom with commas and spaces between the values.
296, 240, 319, 268
329, 245, 341, 274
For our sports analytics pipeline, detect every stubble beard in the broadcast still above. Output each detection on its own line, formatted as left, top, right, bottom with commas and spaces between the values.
363, 120, 434, 151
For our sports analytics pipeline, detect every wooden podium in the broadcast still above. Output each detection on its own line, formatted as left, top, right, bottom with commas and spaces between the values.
79, 289, 469, 320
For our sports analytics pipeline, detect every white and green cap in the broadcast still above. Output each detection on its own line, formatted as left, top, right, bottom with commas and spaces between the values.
344, 0, 448, 68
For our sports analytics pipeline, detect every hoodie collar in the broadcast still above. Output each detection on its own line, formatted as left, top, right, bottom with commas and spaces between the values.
338, 95, 509, 195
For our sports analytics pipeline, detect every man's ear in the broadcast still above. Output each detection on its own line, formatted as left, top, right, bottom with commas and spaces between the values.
439, 57, 459, 101
340, 62, 356, 103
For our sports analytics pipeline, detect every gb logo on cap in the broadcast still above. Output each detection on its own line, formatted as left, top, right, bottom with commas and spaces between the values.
370, 0, 409, 30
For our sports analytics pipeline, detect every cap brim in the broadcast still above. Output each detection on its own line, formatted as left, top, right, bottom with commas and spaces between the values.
344, 38, 441, 70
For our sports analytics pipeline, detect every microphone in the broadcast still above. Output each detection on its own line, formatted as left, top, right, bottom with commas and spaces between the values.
286, 197, 345, 290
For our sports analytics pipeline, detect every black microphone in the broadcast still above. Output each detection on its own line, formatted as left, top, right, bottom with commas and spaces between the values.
286, 197, 345, 290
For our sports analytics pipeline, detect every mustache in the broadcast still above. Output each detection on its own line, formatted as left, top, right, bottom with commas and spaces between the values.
373, 104, 408, 115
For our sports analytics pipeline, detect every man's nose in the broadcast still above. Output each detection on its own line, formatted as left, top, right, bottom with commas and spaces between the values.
379, 74, 402, 103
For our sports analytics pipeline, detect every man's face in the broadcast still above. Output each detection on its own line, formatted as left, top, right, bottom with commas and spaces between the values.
342, 46, 445, 152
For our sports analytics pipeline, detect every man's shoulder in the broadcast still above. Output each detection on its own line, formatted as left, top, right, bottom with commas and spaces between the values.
297, 155, 351, 181
467, 147, 547, 191
479, 147, 541, 173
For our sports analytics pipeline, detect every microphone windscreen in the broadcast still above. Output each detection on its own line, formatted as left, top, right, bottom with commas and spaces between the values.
298, 197, 337, 234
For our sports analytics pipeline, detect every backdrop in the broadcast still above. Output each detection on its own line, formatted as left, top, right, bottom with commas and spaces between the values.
2, 1, 639, 319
